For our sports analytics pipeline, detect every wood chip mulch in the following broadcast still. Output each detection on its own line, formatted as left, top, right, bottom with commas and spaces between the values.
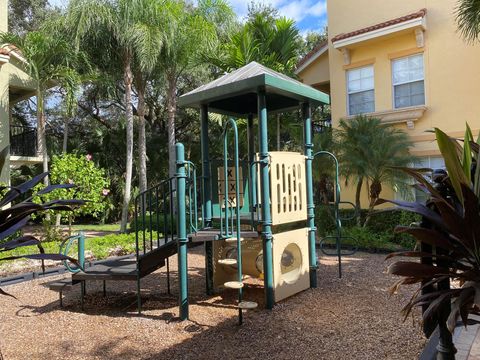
0, 248, 426, 360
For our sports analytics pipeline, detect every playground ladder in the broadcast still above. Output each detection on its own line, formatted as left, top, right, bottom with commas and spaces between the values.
220, 118, 258, 324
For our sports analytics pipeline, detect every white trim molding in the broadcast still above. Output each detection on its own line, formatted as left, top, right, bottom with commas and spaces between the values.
346, 105, 427, 127
333, 16, 427, 50
295, 44, 328, 74
0, 54, 9, 65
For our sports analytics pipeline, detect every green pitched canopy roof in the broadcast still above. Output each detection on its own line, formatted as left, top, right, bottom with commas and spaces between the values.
178, 61, 329, 117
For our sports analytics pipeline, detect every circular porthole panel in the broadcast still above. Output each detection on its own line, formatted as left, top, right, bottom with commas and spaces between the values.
280, 243, 302, 284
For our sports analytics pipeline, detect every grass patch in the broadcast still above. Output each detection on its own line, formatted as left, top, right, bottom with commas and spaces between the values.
322, 226, 412, 253
69, 224, 120, 232
0, 232, 160, 264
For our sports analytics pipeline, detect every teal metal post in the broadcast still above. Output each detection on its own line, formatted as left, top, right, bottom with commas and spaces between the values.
258, 90, 274, 309
303, 102, 318, 288
223, 118, 244, 324
200, 105, 212, 227
247, 113, 257, 228
176, 143, 189, 320
201, 105, 214, 295
78, 231, 85, 270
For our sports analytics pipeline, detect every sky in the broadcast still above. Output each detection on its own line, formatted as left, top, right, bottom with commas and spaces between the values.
49, 0, 328, 35
229, 0, 328, 35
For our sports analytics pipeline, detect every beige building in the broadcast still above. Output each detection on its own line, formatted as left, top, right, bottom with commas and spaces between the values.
297, 0, 480, 206
0, 0, 41, 184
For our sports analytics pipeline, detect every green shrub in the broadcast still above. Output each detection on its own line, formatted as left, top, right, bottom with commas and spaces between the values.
128, 213, 176, 234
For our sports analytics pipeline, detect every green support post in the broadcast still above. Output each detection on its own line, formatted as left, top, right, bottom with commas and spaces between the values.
176, 143, 189, 320
258, 90, 274, 309
78, 231, 85, 270
247, 113, 257, 228
201, 105, 214, 295
303, 102, 318, 288
200, 104, 212, 227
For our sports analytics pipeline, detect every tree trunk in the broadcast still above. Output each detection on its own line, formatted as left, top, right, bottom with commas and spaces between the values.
166, 74, 177, 181
276, 114, 281, 151
62, 118, 69, 153
364, 180, 382, 227
56, 118, 69, 227
137, 76, 147, 194
120, 55, 134, 233
36, 90, 49, 186
355, 178, 363, 226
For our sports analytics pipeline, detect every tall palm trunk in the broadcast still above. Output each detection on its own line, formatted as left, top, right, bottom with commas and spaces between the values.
56, 118, 69, 227
137, 76, 147, 194
120, 54, 134, 233
364, 180, 382, 227
166, 73, 177, 181
36, 89, 49, 186
276, 114, 281, 150
62, 118, 69, 153
355, 178, 363, 226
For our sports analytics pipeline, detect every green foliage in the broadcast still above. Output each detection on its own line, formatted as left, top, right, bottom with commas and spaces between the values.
336, 115, 416, 224
211, 6, 301, 75
456, 0, 480, 43
317, 206, 418, 250
0, 172, 83, 296
327, 226, 400, 252
0, 232, 159, 262
129, 213, 176, 234
385, 124, 480, 333
35, 153, 110, 221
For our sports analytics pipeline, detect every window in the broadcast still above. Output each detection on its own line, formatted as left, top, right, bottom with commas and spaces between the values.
392, 54, 425, 109
347, 65, 374, 115
414, 156, 445, 203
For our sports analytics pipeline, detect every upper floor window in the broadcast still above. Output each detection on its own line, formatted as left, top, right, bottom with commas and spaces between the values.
392, 54, 425, 109
347, 65, 374, 115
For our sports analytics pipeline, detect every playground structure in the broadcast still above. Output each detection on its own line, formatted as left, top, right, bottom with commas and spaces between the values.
49, 62, 337, 323
174, 61, 329, 322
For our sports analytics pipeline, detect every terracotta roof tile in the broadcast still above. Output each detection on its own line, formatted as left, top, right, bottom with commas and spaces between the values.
331, 8, 427, 43
296, 39, 328, 70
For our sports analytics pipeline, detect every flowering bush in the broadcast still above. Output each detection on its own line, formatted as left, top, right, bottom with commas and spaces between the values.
35, 153, 110, 222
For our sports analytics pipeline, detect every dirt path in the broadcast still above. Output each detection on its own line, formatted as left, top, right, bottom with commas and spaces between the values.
0, 249, 425, 359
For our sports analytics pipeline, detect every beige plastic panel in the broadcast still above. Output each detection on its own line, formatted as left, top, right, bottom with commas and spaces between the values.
212, 237, 262, 290
273, 228, 310, 302
218, 166, 244, 208
257, 152, 307, 225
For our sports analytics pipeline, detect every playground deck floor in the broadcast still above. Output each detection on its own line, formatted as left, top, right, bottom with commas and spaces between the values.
0, 248, 425, 359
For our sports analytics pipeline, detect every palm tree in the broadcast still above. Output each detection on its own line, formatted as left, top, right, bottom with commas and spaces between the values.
67, 0, 164, 232
0, 29, 81, 187
337, 116, 415, 226
211, 12, 301, 150
158, 0, 234, 180
456, 0, 480, 42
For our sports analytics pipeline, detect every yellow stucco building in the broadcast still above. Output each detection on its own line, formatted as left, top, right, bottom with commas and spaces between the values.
0, 0, 41, 184
297, 0, 480, 207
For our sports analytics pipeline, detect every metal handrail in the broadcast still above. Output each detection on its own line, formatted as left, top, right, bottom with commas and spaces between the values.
59, 232, 85, 273
222, 118, 244, 324
314, 151, 359, 278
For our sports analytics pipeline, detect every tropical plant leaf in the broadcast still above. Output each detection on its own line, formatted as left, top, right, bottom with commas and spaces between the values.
0, 235, 40, 251
463, 125, 473, 183
0, 253, 80, 267
0, 287, 16, 299
387, 261, 451, 278
435, 128, 468, 204
35, 183, 76, 196
0, 216, 29, 242
0, 172, 48, 208
447, 286, 475, 332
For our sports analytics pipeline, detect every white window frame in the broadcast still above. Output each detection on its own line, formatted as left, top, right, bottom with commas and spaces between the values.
391, 53, 425, 109
346, 65, 375, 116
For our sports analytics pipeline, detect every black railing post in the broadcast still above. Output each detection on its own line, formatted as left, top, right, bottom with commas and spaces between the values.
9, 125, 38, 157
